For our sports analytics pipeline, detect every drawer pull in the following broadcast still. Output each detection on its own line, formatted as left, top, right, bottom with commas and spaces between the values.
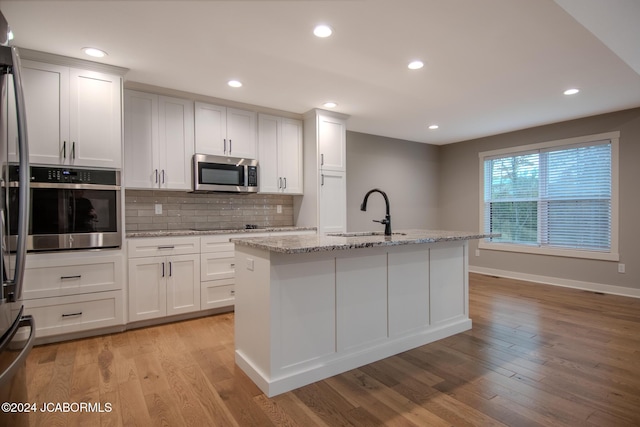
157, 245, 175, 250
230, 290, 235, 296
62, 312, 82, 318
61, 275, 82, 280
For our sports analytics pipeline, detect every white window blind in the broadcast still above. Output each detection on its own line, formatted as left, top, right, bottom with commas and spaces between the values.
483, 140, 612, 253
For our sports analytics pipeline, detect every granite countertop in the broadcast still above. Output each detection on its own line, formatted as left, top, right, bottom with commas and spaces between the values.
231, 229, 494, 254
126, 226, 317, 238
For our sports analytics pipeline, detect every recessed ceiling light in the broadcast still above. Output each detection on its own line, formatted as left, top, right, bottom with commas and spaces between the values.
428, 124, 439, 130
564, 88, 579, 95
82, 47, 107, 58
408, 60, 424, 70
323, 102, 338, 108
228, 80, 243, 88
314, 24, 333, 38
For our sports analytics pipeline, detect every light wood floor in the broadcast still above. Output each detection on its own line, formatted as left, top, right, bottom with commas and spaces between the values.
22, 273, 640, 426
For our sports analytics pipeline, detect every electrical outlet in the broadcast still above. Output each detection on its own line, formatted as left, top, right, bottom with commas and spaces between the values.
154, 203, 162, 214
618, 263, 625, 274
475, 249, 480, 257
246, 258, 255, 271
277, 204, 282, 214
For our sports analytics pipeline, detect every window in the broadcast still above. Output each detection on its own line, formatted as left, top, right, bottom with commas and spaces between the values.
479, 132, 619, 261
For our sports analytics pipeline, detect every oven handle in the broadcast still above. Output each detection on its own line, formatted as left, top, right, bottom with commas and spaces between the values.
0, 314, 35, 388
11, 182, 121, 191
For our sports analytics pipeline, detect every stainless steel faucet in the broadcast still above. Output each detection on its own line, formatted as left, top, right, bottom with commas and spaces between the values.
360, 188, 392, 236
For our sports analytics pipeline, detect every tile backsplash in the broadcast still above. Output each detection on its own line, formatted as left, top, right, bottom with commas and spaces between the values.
125, 190, 295, 232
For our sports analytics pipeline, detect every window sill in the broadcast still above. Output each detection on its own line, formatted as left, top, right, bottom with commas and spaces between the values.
478, 241, 619, 262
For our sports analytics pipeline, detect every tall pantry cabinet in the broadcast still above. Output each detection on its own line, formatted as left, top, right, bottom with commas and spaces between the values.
295, 109, 348, 234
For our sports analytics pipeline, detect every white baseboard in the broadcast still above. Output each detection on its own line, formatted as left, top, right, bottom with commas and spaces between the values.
469, 266, 640, 299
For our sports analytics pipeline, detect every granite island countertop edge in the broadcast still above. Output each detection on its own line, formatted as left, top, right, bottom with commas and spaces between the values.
231, 229, 496, 254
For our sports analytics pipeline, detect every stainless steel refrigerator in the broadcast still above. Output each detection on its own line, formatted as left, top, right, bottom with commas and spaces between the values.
0, 10, 34, 427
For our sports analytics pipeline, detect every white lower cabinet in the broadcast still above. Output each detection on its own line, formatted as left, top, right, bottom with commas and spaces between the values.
22, 291, 123, 338
20, 251, 125, 339
128, 237, 200, 322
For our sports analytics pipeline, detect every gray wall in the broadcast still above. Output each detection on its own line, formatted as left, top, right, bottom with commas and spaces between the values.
439, 107, 640, 291
346, 131, 440, 231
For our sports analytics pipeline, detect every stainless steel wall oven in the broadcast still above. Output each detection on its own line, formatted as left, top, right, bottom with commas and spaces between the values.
8, 165, 121, 252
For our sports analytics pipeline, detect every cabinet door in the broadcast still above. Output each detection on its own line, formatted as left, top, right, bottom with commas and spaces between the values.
226, 107, 257, 158
158, 96, 194, 190
21, 61, 69, 165
257, 114, 280, 193
195, 101, 226, 155
319, 170, 346, 233
166, 254, 200, 316
69, 69, 122, 168
318, 113, 346, 171
128, 257, 166, 321
124, 90, 158, 188
280, 118, 303, 194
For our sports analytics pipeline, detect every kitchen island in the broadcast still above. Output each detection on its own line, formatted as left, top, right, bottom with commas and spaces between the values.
232, 230, 490, 397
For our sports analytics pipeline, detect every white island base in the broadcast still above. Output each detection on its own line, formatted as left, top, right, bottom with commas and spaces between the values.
234, 240, 470, 397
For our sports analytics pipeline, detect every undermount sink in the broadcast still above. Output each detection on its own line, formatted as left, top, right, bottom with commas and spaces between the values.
327, 231, 407, 237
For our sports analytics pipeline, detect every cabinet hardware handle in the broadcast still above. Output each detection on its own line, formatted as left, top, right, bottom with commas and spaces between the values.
157, 245, 175, 250
62, 312, 82, 318
230, 290, 235, 296
278, 177, 282, 189
72, 141, 76, 159
224, 139, 227, 154
230, 263, 235, 268
162, 262, 165, 277
60, 275, 82, 280
229, 139, 232, 154
321, 153, 324, 166
62, 141, 67, 158
169, 262, 172, 277
161, 169, 165, 184
321, 174, 324, 186
155, 169, 159, 184
283, 177, 287, 189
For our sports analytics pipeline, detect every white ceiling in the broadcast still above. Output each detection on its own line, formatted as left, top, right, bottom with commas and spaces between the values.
1, 0, 639, 145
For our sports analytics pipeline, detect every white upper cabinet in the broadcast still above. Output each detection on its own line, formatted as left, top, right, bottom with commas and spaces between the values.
124, 90, 194, 190
318, 113, 346, 172
195, 101, 257, 159
21, 60, 122, 168
258, 114, 303, 194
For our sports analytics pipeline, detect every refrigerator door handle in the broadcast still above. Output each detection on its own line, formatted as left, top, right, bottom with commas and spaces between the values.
0, 315, 35, 386
7, 46, 30, 302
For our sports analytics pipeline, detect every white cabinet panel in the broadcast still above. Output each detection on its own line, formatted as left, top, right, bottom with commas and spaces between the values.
258, 114, 303, 194
23, 291, 123, 338
195, 102, 256, 158
200, 251, 235, 281
22, 60, 122, 168
430, 243, 466, 325
124, 90, 194, 190
166, 254, 200, 316
201, 279, 235, 310
69, 69, 122, 168
336, 251, 387, 352
388, 246, 430, 336
318, 113, 346, 171
128, 257, 166, 321
319, 170, 346, 233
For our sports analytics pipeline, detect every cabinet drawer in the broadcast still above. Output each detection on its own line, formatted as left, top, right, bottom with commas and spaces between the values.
22, 290, 124, 338
128, 236, 199, 258
23, 253, 123, 299
201, 251, 235, 281
201, 279, 235, 310
200, 233, 269, 252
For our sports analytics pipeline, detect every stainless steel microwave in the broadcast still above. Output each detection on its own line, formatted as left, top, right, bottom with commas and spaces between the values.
193, 154, 259, 193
